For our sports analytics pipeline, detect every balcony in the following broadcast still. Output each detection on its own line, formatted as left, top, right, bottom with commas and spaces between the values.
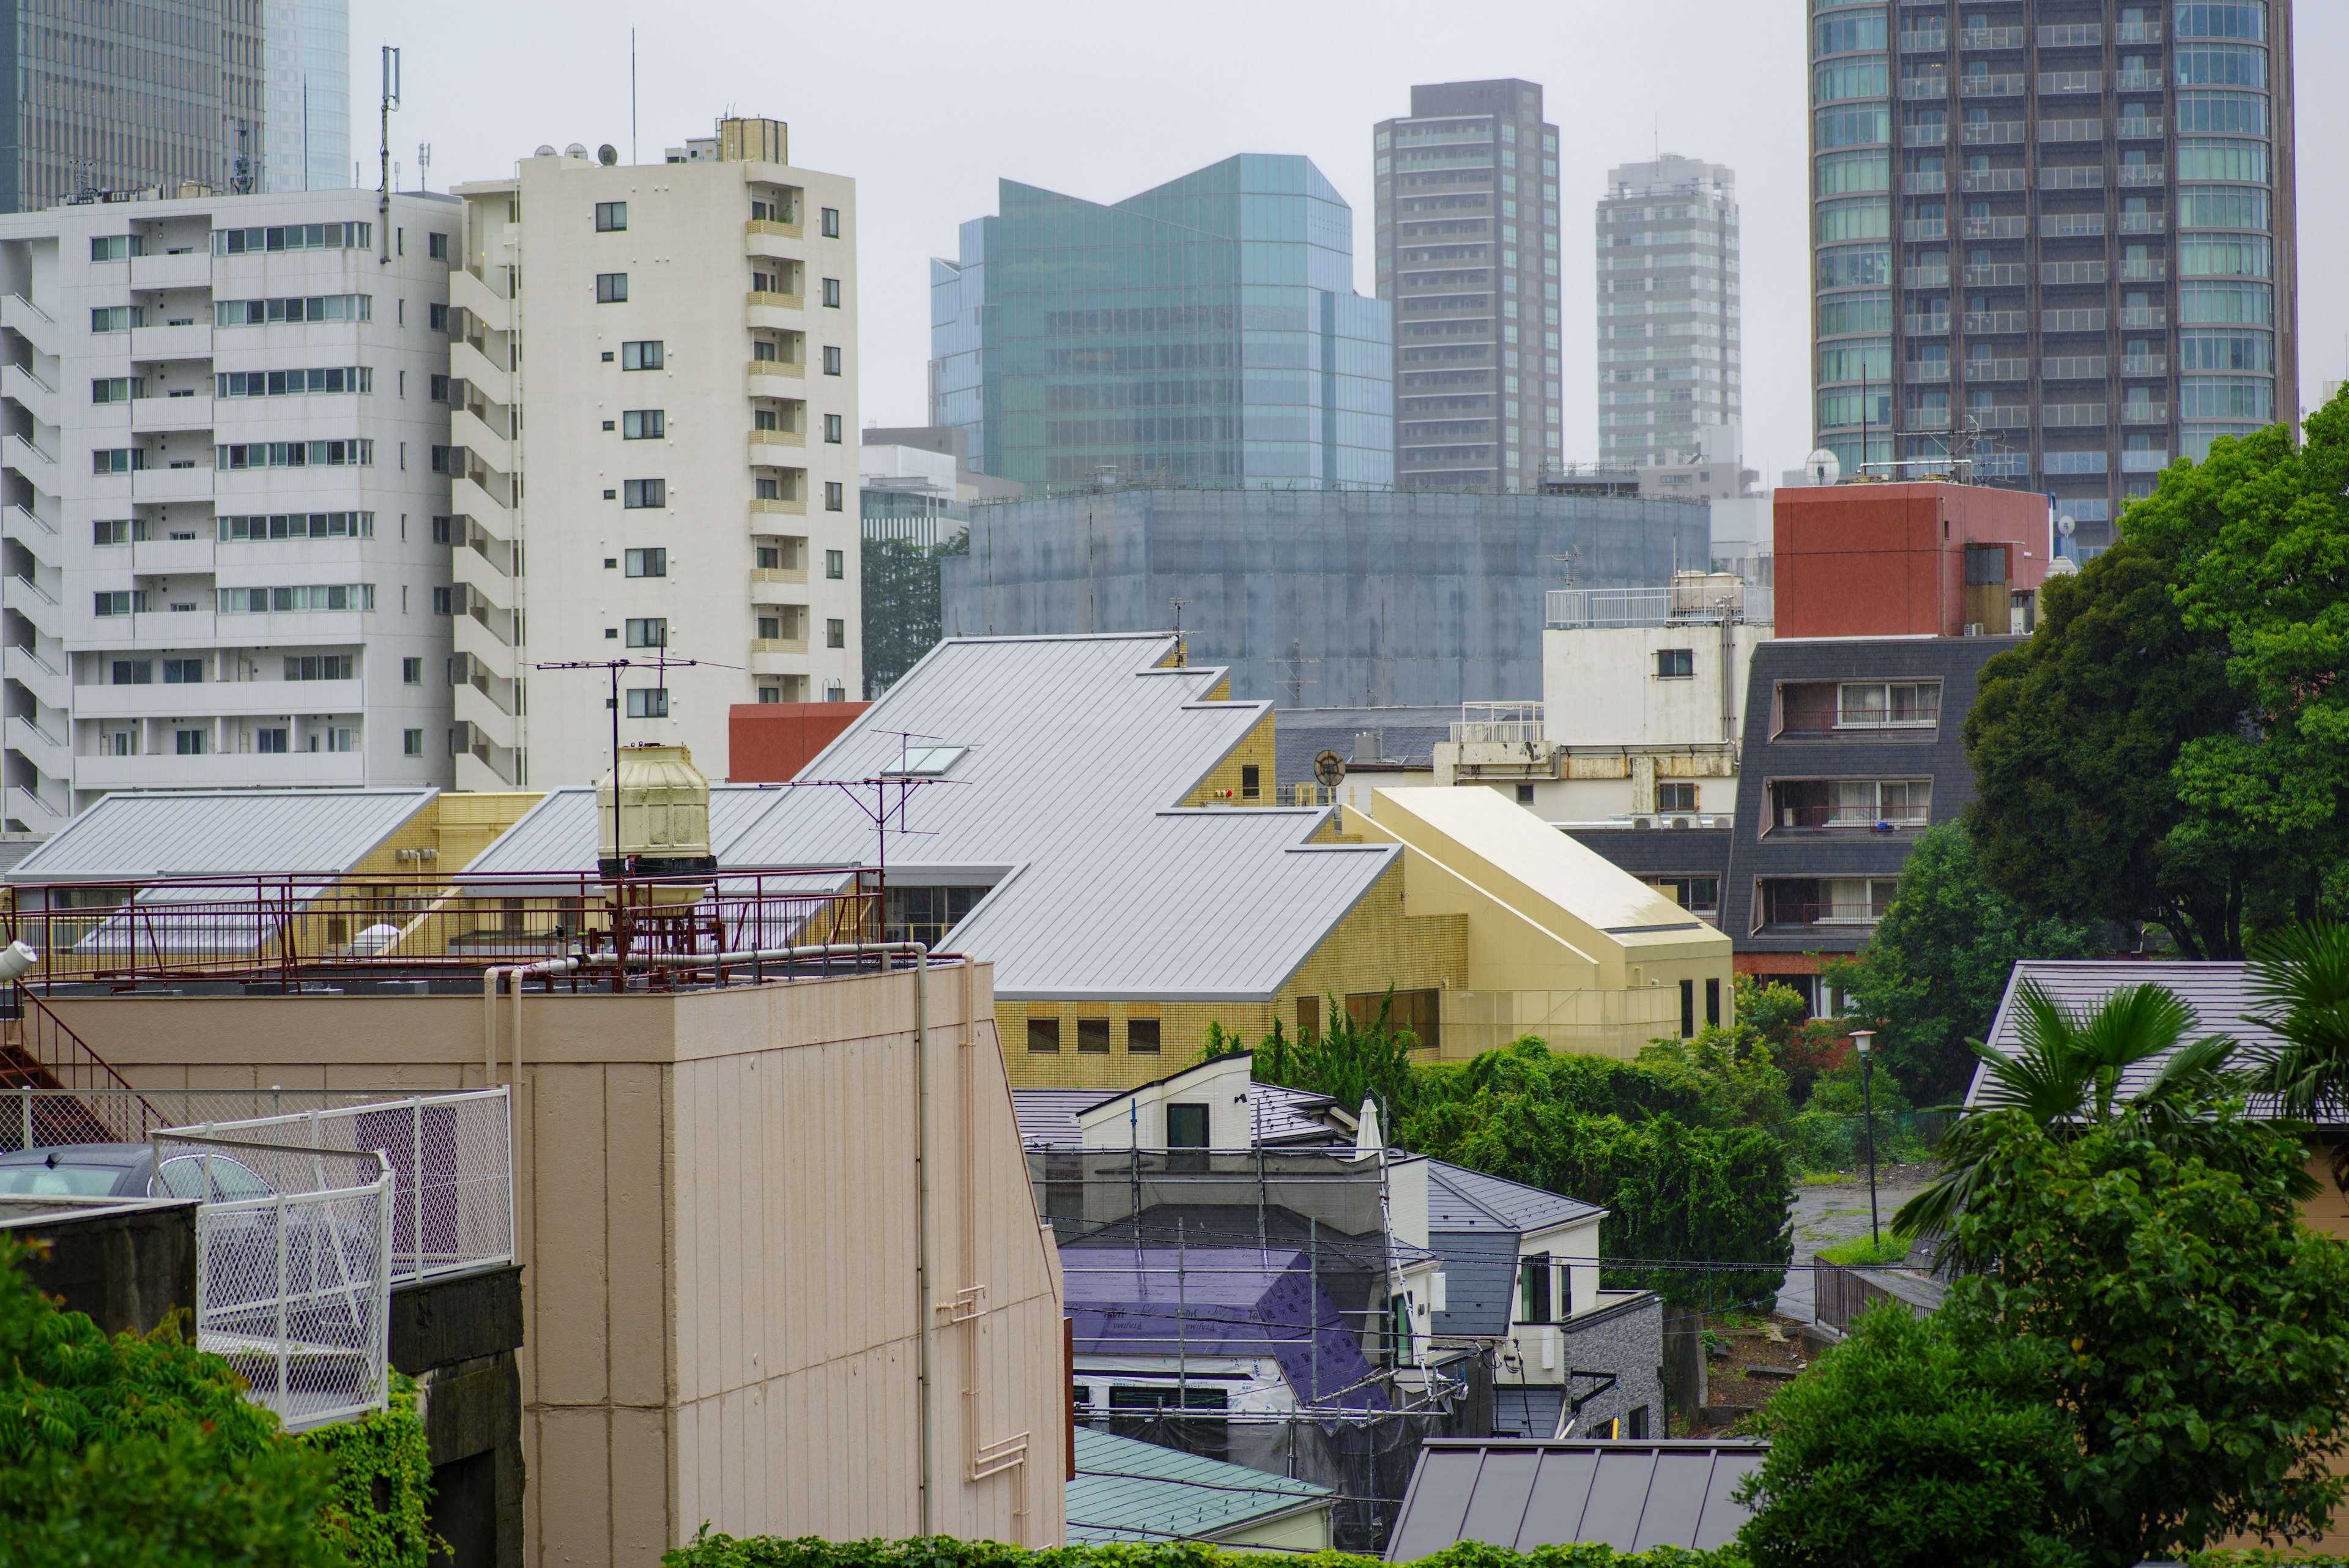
1904, 361, 1949, 383
2118, 307, 2169, 330
2115, 70, 2164, 94
1962, 264, 2028, 287
1903, 314, 1951, 335
2123, 403, 2170, 425
2121, 355, 2167, 377
747, 215, 803, 243
2044, 308, 2108, 332
2121, 450, 2170, 473
1901, 77, 1947, 99
2118, 165, 2167, 187
1963, 215, 2027, 239
130, 393, 215, 434
72, 677, 362, 720
747, 359, 805, 388
129, 322, 212, 361
1898, 29, 1946, 51
2117, 117, 2164, 140
2041, 215, 2106, 238
2, 293, 58, 357
73, 749, 369, 791
1901, 219, 1947, 241
749, 428, 805, 455
2036, 23, 2102, 47
1958, 26, 2024, 49
2038, 71, 2102, 95
2043, 403, 2109, 428
128, 250, 212, 289
131, 466, 214, 503
1904, 174, 1948, 195
1902, 266, 1950, 289
1967, 406, 2028, 429
1962, 169, 2028, 193
2039, 118, 2102, 142
1960, 121, 2025, 145
1964, 311, 2028, 335
750, 641, 811, 671
2115, 212, 2167, 236
746, 290, 804, 330
2117, 259, 2166, 282
1, 362, 58, 425
2116, 21, 2162, 43
1904, 409, 1951, 433
1959, 358, 2027, 382
448, 266, 512, 333
1902, 126, 1948, 147
2043, 356, 2109, 380
750, 570, 808, 600
131, 535, 217, 575
750, 496, 807, 518
2041, 261, 2108, 285
1961, 73, 2023, 96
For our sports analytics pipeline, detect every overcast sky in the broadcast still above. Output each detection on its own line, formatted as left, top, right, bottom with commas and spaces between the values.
357, 0, 2344, 485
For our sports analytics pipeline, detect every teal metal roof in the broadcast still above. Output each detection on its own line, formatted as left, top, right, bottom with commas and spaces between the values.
1068, 1427, 1332, 1545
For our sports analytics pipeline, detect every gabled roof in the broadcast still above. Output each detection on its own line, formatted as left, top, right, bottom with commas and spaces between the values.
7, 788, 439, 883
458, 782, 795, 877
1969, 960, 2298, 1115
1386, 1438, 1764, 1560
1010, 1080, 1348, 1150
1427, 1161, 1605, 1236
1067, 1427, 1332, 1545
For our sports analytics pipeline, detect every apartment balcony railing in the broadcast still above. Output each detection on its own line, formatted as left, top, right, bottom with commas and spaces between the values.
1961, 121, 2026, 145
2044, 308, 2109, 332
1964, 263, 2029, 287
1965, 310, 2030, 334
1964, 168, 2029, 193
1901, 77, 1948, 99
2118, 307, 2170, 329
1898, 29, 1947, 52
2043, 403, 2109, 428
2038, 71, 2102, 94
1903, 266, 1951, 289
2118, 165, 2167, 187
1964, 215, 2028, 239
2122, 450, 2172, 472
2123, 403, 2170, 425
2041, 166, 2105, 190
2039, 118, 2103, 141
2117, 117, 2165, 139
2121, 355, 2168, 377
2116, 21, 2162, 43
1902, 219, 1948, 241
1905, 361, 1950, 383
2116, 212, 2167, 234
1904, 173, 1948, 195
2115, 70, 2165, 92
1904, 314, 1953, 335
1904, 409, 1952, 432
1959, 358, 2027, 382
2043, 356, 2109, 380
1962, 73, 2024, 96
2117, 259, 2167, 282
1903, 125, 1949, 147
2042, 215, 2106, 238
2036, 23, 2102, 46
1958, 26, 2024, 48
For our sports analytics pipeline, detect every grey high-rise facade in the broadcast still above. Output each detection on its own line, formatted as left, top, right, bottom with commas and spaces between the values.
263, 0, 351, 193
1595, 156, 1742, 469
1375, 80, 1563, 491
0, 0, 291, 212
1810, 0, 2298, 552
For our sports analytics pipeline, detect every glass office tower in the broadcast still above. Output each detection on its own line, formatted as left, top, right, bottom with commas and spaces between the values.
929, 155, 1392, 492
264, 0, 351, 192
1374, 79, 1563, 491
1809, 0, 2298, 552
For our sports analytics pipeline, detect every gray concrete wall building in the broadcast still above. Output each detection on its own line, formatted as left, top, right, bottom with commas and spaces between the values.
1375, 80, 1562, 492
1596, 157, 1742, 470
938, 488, 1705, 708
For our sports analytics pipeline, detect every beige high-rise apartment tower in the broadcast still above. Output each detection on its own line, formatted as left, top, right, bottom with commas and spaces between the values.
450, 121, 859, 789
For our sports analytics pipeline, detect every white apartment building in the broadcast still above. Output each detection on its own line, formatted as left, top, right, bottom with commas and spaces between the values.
448, 119, 859, 789
1595, 155, 1740, 472
0, 187, 458, 831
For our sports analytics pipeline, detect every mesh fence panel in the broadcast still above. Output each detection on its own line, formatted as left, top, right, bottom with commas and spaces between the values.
150, 1133, 390, 1432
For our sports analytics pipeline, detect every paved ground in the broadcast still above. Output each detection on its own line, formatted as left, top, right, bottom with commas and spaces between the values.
1774, 1170, 1931, 1321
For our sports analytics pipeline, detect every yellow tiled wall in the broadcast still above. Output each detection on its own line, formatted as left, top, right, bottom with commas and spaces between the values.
1180, 710, 1277, 807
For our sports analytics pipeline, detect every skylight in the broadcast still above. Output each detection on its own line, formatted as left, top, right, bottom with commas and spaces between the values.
883, 745, 966, 777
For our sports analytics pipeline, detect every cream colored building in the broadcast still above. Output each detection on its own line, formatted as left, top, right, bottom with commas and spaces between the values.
448, 119, 859, 790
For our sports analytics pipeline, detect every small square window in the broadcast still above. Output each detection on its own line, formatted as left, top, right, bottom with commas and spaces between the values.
623, 478, 666, 508
1657, 782, 1698, 812
820, 207, 841, 238
404, 728, 424, 756
1026, 1017, 1060, 1053
1077, 1019, 1110, 1054
427, 231, 448, 259
402, 658, 423, 685
1515, 782, 1536, 804
822, 345, 842, 376
1127, 1019, 1162, 1054
625, 548, 666, 578
626, 687, 669, 718
826, 617, 845, 648
823, 413, 843, 444
822, 277, 841, 308
595, 201, 627, 232
1657, 648, 1695, 678
595, 272, 628, 303
825, 549, 844, 579
824, 481, 844, 511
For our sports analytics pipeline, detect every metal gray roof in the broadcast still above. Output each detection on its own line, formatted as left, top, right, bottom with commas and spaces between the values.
1067, 1426, 1331, 1544
7, 789, 439, 883
459, 783, 794, 877
1969, 960, 2295, 1114
1274, 706, 1458, 784
1386, 1438, 1764, 1559
1428, 1161, 1605, 1236
1011, 1080, 1348, 1149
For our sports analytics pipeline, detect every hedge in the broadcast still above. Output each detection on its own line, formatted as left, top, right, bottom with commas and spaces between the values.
662, 1534, 1745, 1568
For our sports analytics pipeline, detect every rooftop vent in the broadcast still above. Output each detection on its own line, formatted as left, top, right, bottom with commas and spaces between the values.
597, 743, 717, 879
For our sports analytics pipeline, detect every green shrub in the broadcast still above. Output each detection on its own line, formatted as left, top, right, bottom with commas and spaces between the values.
663, 1532, 1748, 1568
1814, 1232, 1913, 1266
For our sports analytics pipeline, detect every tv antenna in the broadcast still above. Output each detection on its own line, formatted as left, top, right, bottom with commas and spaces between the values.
417, 141, 431, 192
1170, 599, 1190, 667
533, 650, 731, 875
377, 45, 400, 265
1270, 639, 1319, 707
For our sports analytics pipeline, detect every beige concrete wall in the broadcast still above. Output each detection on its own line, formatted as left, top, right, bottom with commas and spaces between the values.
48, 960, 1066, 1564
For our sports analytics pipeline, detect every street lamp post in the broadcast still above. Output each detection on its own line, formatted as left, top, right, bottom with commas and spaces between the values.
1852, 1030, 1879, 1244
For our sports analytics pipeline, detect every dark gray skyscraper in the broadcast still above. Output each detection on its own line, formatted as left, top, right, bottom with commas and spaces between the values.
1810, 0, 2299, 552
0, 0, 272, 212
1375, 80, 1563, 491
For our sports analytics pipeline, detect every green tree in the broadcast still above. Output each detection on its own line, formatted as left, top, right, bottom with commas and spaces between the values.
1891, 979, 2255, 1257
2248, 920, 2349, 1189
1823, 822, 2106, 1100
1737, 1304, 2083, 1568
1247, 989, 1423, 1124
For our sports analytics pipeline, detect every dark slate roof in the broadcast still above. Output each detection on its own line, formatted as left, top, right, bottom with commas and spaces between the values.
1491, 1386, 1567, 1441
1274, 707, 1458, 786
1386, 1438, 1765, 1560
1428, 1161, 1604, 1235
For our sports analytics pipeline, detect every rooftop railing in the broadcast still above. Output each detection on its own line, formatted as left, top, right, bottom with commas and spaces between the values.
1546, 585, 1771, 630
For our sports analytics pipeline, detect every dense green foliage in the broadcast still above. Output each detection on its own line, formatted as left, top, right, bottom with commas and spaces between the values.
1822, 822, 2106, 1099
1754, 1113, 2349, 1567
1242, 989, 1423, 1128
0, 1235, 435, 1567
665, 1533, 1745, 1568
1965, 387, 2349, 956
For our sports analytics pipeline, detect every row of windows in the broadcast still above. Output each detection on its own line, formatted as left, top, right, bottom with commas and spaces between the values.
215, 295, 371, 326
215, 511, 375, 541
215, 439, 372, 470
613, 479, 850, 510
210, 222, 370, 254
219, 584, 376, 614
594, 200, 840, 236
596, 270, 842, 307
215, 367, 370, 398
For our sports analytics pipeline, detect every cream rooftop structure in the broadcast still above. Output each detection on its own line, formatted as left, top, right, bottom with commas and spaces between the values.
466, 632, 1734, 1088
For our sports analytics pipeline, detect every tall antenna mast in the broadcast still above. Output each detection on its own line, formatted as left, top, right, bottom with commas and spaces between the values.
377, 46, 401, 266
417, 141, 431, 193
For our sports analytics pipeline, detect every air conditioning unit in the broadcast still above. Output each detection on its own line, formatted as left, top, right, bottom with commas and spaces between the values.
1630, 816, 1655, 830
1669, 815, 1694, 830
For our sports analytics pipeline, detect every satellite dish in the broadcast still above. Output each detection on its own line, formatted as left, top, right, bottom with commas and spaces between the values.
565, 142, 589, 161
534, 144, 557, 158
1804, 447, 1842, 486
2056, 515, 2076, 537
598, 143, 619, 166
2046, 555, 2080, 578
1313, 749, 1347, 789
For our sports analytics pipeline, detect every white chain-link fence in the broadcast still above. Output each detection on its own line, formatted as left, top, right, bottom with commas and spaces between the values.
149, 1132, 392, 1432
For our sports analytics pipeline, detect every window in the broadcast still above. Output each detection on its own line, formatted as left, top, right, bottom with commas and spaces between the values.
621, 340, 664, 370
1681, 978, 1696, 1038
403, 729, 424, 756
1627, 1406, 1650, 1440
174, 730, 209, 756
622, 409, 665, 439
91, 377, 143, 403
1241, 764, 1260, 801
431, 516, 452, 544
432, 587, 452, 614
214, 222, 368, 255
111, 660, 152, 685
325, 728, 356, 753
758, 686, 780, 704
94, 592, 147, 616
595, 272, 628, 303
822, 345, 842, 376
257, 728, 288, 754
1165, 1103, 1209, 1148
825, 549, 844, 579
1657, 648, 1695, 678
1518, 1254, 1553, 1325
823, 413, 843, 444
755, 478, 781, 500
1026, 1017, 1060, 1053
1647, 876, 1720, 920
1657, 782, 1698, 812
90, 234, 143, 261
428, 302, 448, 331
824, 481, 844, 511
162, 658, 202, 684
625, 687, 669, 718
90, 306, 143, 332
401, 658, 423, 685
821, 277, 841, 308
1515, 782, 1536, 804
215, 439, 373, 470
595, 201, 627, 232
1127, 1018, 1161, 1054
754, 407, 781, 431
427, 231, 448, 259
625, 548, 666, 578
623, 478, 666, 508
218, 513, 374, 543
1837, 682, 1940, 728
285, 656, 354, 681
820, 207, 840, 237
1077, 1019, 1111, 1055
93, 519, 135, 545
625, 618, 667, 648
1705, 978, 1721, 1028
213, 295, 369, 325
826, 618, 845, 648
94, 448, 146, 474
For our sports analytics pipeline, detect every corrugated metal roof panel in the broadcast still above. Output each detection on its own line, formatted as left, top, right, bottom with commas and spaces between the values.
1970, 960, 2294, 1112
1067, 1427, 1330, 1545
1012, 1082, 1345, 1149
461, 784, 792, 876
1385, 1439, 1765, 1561
8, 788, 438, 883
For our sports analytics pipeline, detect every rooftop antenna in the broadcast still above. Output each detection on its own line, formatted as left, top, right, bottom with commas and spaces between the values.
1170, 599, 1190, 667
631, 31, 639, 165
417, 141, 431, 193
534, 653, 730, 881
377, 46, 400, 266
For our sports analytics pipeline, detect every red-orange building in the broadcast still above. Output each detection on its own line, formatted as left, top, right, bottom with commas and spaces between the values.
727, 702, 870, 782
1773, 481, 2053, 641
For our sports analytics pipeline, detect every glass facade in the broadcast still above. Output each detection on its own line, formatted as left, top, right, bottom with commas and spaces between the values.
1375, 78, 1563, 490
1594, 157, 1742, 469
1807, 0, 2298, 552
929, 155, 1392, 492
264, 0, 351, 193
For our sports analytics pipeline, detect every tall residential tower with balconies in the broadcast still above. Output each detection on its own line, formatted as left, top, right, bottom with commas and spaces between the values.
449, 122, 860, 789
0, 187, 458, 830
1595, 156, 1742, 473
1809, 0, 2298, 551
1375, 80, 1563, 491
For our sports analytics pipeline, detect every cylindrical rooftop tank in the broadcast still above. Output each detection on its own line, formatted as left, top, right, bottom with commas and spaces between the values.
596, 743, 718, 878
